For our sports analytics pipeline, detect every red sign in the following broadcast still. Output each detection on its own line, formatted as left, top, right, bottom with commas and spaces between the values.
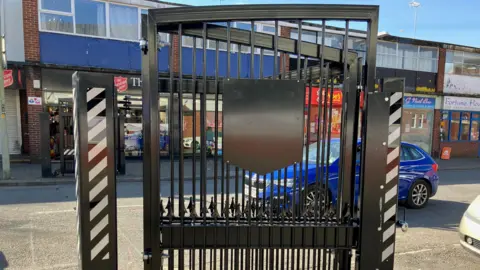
3, 70, 13, 88
114, 76, 128, 92
305, 87, 364, 108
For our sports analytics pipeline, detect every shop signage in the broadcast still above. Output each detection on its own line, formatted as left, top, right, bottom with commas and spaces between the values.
443, 96, 480, 112
114, 76, 129, 92
28, 97, 42, 106
42, 69, 142, 92
403, 96, 436, 109
3, 70, 13, 87
444, 74, 480, 95
305, 87, 364, 107
3, 69, 24, 89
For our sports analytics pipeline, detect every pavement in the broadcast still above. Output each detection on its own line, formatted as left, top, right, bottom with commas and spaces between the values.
1, 168, 480, 269
1, 157, 480, 186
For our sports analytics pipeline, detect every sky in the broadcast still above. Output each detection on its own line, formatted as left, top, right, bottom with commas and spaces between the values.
165, 0, 480, 48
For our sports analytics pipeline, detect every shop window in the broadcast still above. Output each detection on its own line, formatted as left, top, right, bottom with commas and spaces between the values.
109, 3, 138, 40
411, 113, 425, 129
449, 112, 460, 141
460, 112, 471, 140
440, 112, 449, 142
471, 120, 480, 141
75, 0, 106, 37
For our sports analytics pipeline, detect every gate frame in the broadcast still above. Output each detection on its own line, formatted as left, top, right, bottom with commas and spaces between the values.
141, 4, 382, 270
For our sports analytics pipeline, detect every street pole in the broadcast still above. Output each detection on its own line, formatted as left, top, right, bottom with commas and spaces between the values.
0, 0, 11, 179
0, 34, 11, 180
409, 1, 420, 39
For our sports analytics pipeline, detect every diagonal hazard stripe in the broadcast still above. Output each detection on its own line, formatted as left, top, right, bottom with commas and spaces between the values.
388, 126, 401, 146
89, 176, 108, 201
91, 233, 109, 260
87, 99, 106, 123
90, 195, 108, 222
390, 92, 402, 106
385, 184, 398, 204
389, 108, 402, 126
102, 253, 110, 260
382, 243, 394, 262
89, 156, 107, 182
88, 118, 106, 142
383, 223, 396, 243
87, 87, 105, 102
387, 146, 400, 164
88, 137, 107, 162
384, 204, 397, 223
386, 165, 398, 184
90, 215, 109, 241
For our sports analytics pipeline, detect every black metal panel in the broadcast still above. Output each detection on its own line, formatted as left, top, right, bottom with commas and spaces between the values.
357, 92, 389, 269
39, 112, 54, 178
151, 4, 379, 22
117, 114, 126, 175
162, 226, 357, 249
73, 71, 118, 269
223, 79, 305, 175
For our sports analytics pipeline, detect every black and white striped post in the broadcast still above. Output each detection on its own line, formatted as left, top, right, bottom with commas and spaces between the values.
358, 77, 404, 270
73, 72, 118, 269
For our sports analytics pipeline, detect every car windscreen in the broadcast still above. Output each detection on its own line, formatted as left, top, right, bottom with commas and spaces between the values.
302, 141, 341, 165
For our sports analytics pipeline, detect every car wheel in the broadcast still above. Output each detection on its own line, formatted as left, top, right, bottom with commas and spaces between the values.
299, 185, 330, 215
407, 179, 430, 209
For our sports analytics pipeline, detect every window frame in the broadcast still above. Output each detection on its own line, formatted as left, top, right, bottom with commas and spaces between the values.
446, 50, 480, 77
38, 0, 149, 42
441, 110, 480, 142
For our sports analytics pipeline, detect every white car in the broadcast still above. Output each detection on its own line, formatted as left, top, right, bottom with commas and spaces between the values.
459, 195, 480, 256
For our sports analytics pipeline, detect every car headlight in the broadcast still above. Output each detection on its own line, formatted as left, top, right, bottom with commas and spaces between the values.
272, 178, 295, 188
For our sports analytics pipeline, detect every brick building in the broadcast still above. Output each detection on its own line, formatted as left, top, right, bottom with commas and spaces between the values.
1, 0, 479, 161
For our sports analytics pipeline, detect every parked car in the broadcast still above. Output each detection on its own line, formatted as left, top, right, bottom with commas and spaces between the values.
244, 139, 439, 210
459, 195, 480, 256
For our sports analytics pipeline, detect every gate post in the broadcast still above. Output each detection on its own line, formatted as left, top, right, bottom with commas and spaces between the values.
117, 114, 126, 175
39, 112, 54, 177
357, 78, 404, 270
73, 71, 118, 269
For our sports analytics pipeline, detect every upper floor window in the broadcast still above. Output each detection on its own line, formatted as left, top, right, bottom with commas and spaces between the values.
446, 50, 480, 77
377, 41, 438, 73
40, 0, 146, 41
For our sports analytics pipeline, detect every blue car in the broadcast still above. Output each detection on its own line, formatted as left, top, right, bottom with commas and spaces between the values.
244, 139, 439, 210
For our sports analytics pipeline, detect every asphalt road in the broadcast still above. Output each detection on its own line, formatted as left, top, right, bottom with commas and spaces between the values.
0, 169, 479, 270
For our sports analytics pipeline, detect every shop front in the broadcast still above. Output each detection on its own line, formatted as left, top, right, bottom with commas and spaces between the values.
305, 87, 363, 144
40, 68, 223, 158
0, 68, 25, 155
401, 96, 436, 154
440, 96, 480, 157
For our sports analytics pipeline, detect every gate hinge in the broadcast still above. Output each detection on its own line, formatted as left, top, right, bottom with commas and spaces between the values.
142, 251, 152, 263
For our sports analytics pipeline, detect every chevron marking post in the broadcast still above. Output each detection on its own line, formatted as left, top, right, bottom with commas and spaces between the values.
73, 72, 117, 269
381, 85, 404, 265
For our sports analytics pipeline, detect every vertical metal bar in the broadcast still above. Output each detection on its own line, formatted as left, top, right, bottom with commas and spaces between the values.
296, 20, 303, 224
251, 21, 255, 79
59, 108, 65, 175
177, 23, 185, 270
167, 29, 175, 270
357, 12, 380, 270
141, 13, 160, 270
260, 49, 264, 79
274, 20, 279, 79
191, 34, 197, 270
214, 37, 220, 270
315, 20, 326, 223
201, 22, 208, 270
224, 21, 231, 270
117, 114, 126, 175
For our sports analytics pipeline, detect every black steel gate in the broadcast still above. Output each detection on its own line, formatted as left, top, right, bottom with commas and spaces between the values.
72, 4, 406, 270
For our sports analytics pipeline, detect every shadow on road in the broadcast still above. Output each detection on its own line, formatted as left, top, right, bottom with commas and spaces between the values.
437, 170, 480, 186
0, 251, 8, 270
404, 199, 469, 232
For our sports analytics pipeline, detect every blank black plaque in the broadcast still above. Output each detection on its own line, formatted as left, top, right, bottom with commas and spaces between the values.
223, 79, 305, 175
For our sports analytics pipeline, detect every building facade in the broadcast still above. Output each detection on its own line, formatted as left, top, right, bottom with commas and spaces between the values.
1, 0, 478, 161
